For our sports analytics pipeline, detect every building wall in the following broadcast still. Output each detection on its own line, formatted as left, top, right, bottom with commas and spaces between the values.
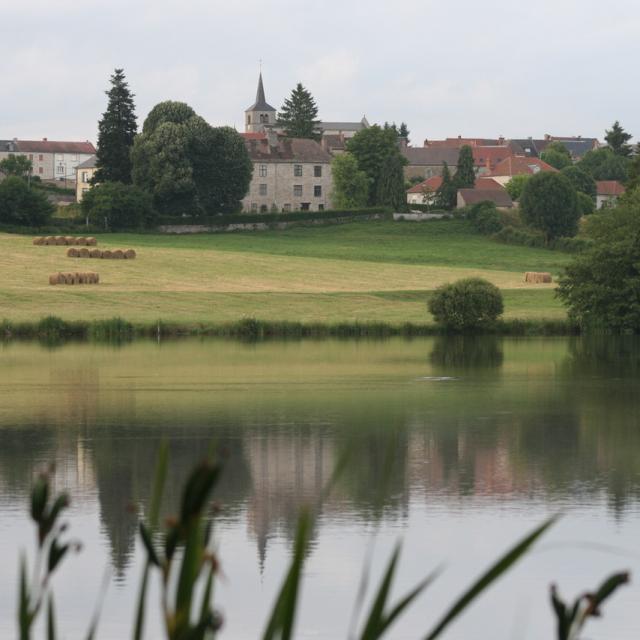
75, 166, 97, 202
53, 152, 94, 184
242, 161, 333, 212
0, 150, 53, 179
246, 110, 276, 133
596, 194, 618, 209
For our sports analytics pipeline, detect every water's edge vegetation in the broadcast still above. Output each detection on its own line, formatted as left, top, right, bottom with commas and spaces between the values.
0, 315, 582, 342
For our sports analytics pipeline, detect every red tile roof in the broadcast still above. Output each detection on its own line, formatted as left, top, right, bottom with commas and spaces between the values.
487, 156, 558, 177
475, 177, 505, 190
596, 180, 626, 196
244, 135, 332, 163
15, 139, 96, 154
472, 145, 515, 170
406, 175, 442, 194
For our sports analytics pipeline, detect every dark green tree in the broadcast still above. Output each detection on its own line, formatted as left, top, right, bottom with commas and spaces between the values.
398, 122, 410, 141
376, 153, 406, 210
277, 83, 320, 140
435, 162, 457, 210
561, 166, 597, 197
505, 174, 530, 201
546, 141, 571, 158
132, 101, 252, 216
81, 181, 156, 229
0, 176, 54, 226
0, 155, 32, 179
347, 125, 406, 205
520, 172, 580, 240
558, 201, 640, 330
330, 152, 369, 209
605, 121, 632, 157
93, 68, 138, 184
577, 148, 629, 182
454, 145, 475, 188
626, 144, 640, 192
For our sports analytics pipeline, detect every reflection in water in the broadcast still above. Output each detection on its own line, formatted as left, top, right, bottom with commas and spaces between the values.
0, 337, 639, 636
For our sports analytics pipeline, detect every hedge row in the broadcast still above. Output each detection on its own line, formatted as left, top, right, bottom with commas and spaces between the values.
156, 207, 392, 226
493, 226, 593, 253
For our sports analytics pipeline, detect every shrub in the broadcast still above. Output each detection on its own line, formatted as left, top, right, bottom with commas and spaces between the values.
466, 201, 503, 235
0, 176, 55, 226
576, 191, 595, 216
81, 181, 156, 230
428, 278, 504, 331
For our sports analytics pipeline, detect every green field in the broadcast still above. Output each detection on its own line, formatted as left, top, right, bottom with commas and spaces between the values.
0, 220, 569, 325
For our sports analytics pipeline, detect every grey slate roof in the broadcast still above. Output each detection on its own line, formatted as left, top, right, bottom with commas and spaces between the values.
245, 137, 332, 163
320, 117, 369, 133
458, 188, 513, 208
246, 73, 276, 112
0, 140, 16, 152
76, 155, 97, 169
402, 147, 460, 166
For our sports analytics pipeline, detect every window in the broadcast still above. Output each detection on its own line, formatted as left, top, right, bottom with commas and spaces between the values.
259, 183, 267, 196
283, 204, 291, 212
259, 164, 267, 177
82, 187, 90, 194
314, 185, 322, 198
318, 204, 324, 211
29, 154, 33, 161
251, 203, 258, 212
294, 164, 303, 177
82, 171, 89, 183
38, 167, 43, 174
57, 165, 64, 175
38, 154, 43, 161
300, 202, 310, 211
314, 165, 322, 177
293, 185, 303, 197
260, 113, 269, 123
247, 115, 251, 125
260, 205, 268, 213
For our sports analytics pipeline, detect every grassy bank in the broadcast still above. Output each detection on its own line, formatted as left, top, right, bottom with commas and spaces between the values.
2, 219, 571, 326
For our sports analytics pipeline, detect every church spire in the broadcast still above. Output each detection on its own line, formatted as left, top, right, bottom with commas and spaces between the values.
246, 72, 276, 113
245, 71, 277, 133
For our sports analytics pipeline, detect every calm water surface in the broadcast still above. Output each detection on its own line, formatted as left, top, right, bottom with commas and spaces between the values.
0, 336, 639, 639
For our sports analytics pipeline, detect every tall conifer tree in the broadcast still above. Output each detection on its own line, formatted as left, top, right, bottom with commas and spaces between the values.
454, 145, 476, 189
436, 162, 457, 210
605, 121, 632, 157
94, 68, 138, 184
277, 83, 320, 140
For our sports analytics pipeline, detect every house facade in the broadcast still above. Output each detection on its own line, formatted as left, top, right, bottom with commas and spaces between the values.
75, 156, 97, 202
596, 180, 625, 209
0, 138, 96, 183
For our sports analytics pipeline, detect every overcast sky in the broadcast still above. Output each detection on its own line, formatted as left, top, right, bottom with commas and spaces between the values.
1, 0, 638, 146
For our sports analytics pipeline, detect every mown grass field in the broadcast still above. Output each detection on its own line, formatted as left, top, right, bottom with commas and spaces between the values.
0, 220, 569, 324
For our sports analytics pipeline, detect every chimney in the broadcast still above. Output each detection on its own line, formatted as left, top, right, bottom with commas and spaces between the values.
43, 137, 48, 142
544, 134, 551, 141
498, 136, 505, 145
264, 125, 278, 149
398, 136, 408, 150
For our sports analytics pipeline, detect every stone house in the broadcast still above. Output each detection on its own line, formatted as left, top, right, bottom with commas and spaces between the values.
401, 146, 460, 181
0, 138, 96, 183
75, 155, 97, 202
485, 156, 558, 187
596, 180, 625, 209
406, 175, 442, 205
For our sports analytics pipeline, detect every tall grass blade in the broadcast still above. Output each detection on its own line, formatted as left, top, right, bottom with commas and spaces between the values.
424, 516, 557, 640
19, 554, 30, 640
198, 559, 216, 629
47, 594, 56, 640
262, 510, 311, 640
132, 563, 150, 640
175, 522, 202, 634
149, 441, 168, 530
85, 568, 110, 640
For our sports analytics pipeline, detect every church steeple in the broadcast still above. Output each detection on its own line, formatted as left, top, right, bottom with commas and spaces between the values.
245, 72, 276, 133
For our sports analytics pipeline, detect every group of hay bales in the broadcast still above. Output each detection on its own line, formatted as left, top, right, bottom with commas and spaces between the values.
67, 247, 136, 260
524, 271, 553, 283
49, 272, 100, 285
34, 236, 97, 246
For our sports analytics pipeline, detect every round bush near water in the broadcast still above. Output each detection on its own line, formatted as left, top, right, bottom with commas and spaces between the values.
428, 278, 504, 331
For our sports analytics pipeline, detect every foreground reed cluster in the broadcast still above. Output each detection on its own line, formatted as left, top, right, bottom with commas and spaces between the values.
19, 447, 629, 639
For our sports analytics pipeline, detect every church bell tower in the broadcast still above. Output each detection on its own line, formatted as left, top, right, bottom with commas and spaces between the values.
245, 72, 277, 133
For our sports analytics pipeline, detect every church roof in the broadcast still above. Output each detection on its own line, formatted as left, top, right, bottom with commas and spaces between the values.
246, 73, 276, 112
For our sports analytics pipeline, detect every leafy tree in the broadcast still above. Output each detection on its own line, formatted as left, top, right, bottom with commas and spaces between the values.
0, 155, 32, 179
577, 148, 629, 182
435, 162, 457, 210
277, 83, 320, 140
561, 166, 597, 197
330, 153, 369, 209
454, 145, 475, 188
93, 68, 138, 184
81, 181, 156, 229
576, 191, 595, 216
546, 140, 571, 158
132, 101, 252, 216
0, 176, 54, 226
540, 149, 572, 170
398, 122, 410, 141
520, 172, 580, 240
505, 174, 530, 201
347, 125, 406, 205
558, 201, 640, 330
626, 145, 640, 192
428, 278, 504, 330
605, 120, 632, 157
376, 153, 406, 210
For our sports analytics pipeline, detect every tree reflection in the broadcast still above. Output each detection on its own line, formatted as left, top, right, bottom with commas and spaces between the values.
429, 335, 504, 372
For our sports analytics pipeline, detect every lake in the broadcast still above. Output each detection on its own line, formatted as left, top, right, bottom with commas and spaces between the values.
0, 336, 639, 639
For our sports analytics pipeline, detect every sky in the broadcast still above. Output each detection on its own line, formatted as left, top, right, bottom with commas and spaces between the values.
1, 0, 638, 146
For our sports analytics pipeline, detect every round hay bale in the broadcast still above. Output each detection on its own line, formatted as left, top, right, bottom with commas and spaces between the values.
112, 249, 124, 260
44, 236, 56, 245
89, 272, 99, 284
64, 236, 75, 245
67, 247, 79, 258
101, 250, 113, 259
79, 247, 90, 258
76, 237, 87, 246
76, 273, 86, 284
524, 271, 552, 284
49, 273, 62, 285
33, 237, 45, 246
124, 249, 137, 259
55, 236, 66, 246
89, 248, 102, 258
86, 237, 97, 246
